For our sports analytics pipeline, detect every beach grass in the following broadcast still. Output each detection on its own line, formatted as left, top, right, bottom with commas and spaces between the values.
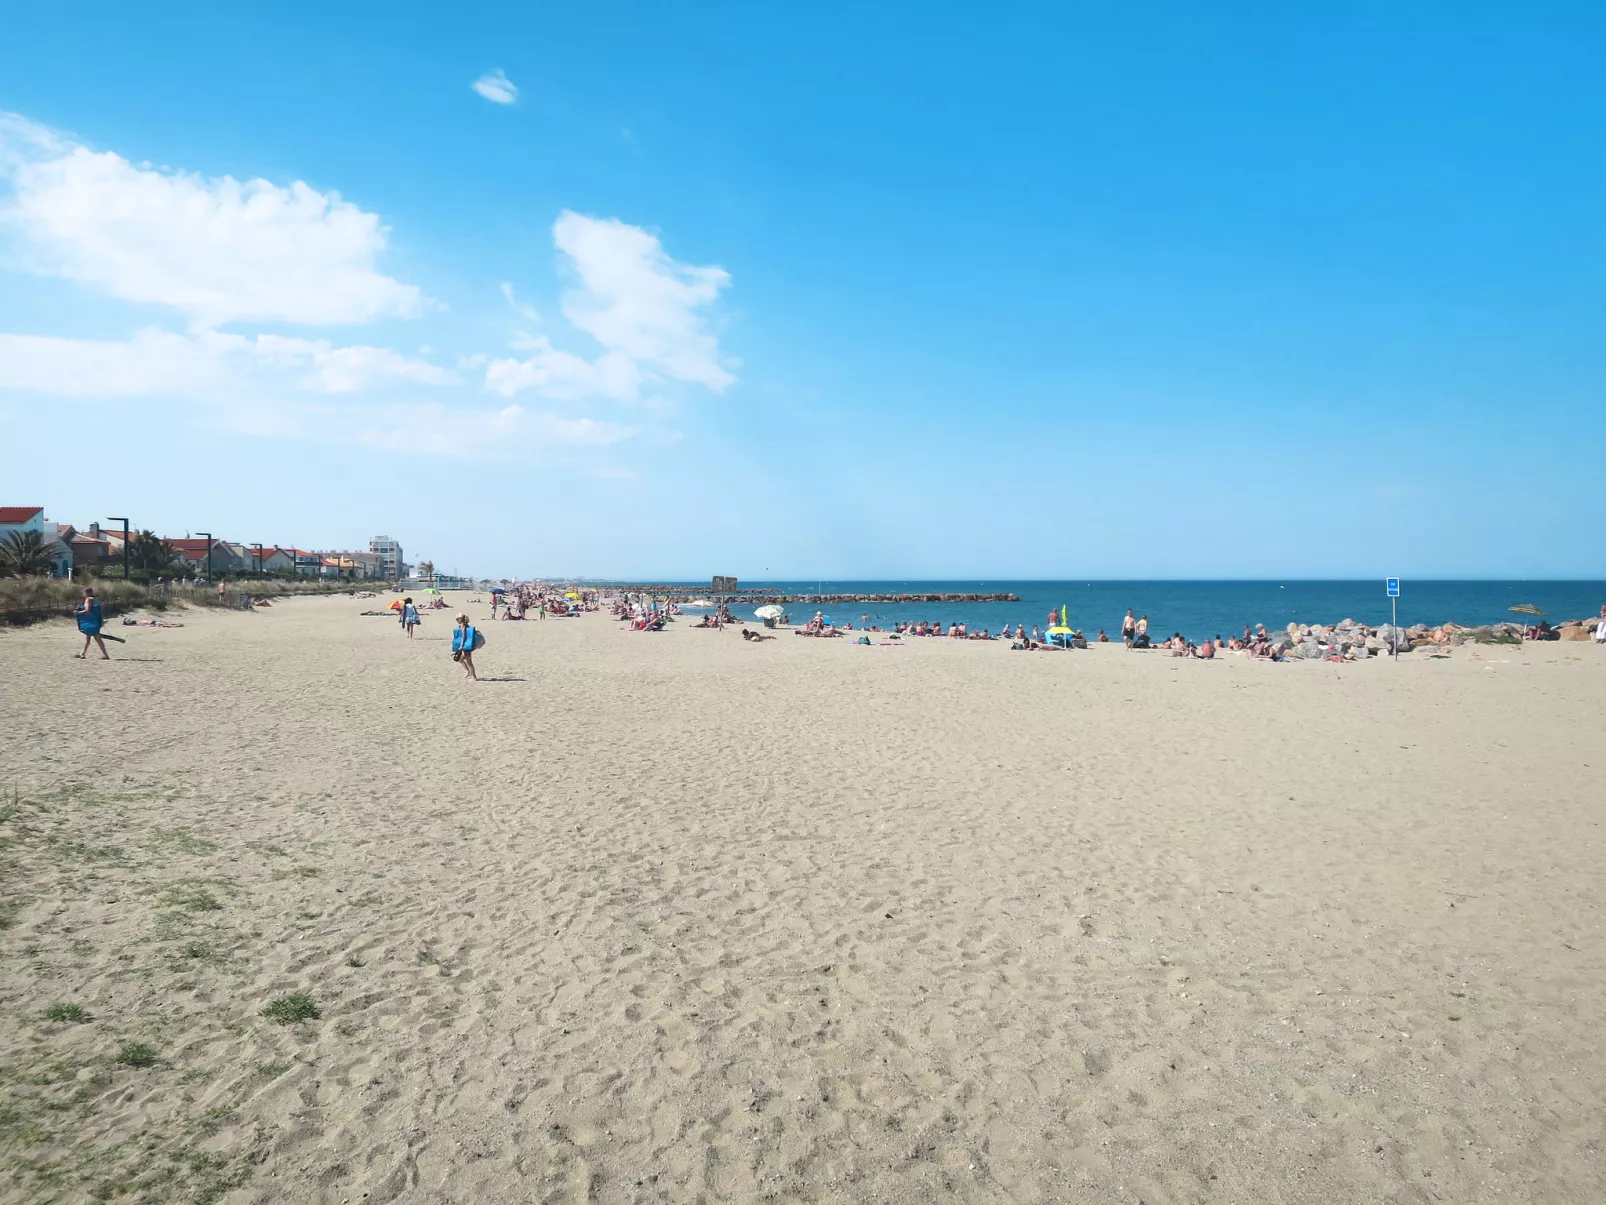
0, 780, 321, 1202
113, 1041, 159, 1068
260, 994, 319, 1025
0, 575, 368, 626
39, 1003, 90, 1024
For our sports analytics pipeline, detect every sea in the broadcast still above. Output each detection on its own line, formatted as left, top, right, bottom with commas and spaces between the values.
625, 581, 1606, 640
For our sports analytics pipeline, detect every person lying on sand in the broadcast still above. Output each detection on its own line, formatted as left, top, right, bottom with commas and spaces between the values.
740, 628, 775, 641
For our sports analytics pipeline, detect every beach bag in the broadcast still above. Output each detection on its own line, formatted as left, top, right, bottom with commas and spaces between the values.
471, 628, 486, 651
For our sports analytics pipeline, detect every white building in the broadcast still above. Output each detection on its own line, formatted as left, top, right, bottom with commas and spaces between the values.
370, 535, 404, 579
0, 506, 70, 575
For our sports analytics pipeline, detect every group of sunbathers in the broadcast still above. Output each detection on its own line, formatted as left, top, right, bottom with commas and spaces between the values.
889, 620, 1028, 640
799, 613, 843, 637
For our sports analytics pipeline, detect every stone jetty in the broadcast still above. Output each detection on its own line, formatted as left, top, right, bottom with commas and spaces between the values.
1259, 617, 1587, 659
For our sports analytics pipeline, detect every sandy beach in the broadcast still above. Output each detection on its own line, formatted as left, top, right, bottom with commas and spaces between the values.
2, 593, 1603, 1204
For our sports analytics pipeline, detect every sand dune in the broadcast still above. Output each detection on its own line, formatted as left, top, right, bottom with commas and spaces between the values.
2, 594, 1603, 1203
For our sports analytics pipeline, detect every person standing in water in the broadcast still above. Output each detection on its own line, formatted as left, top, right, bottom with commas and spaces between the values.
451, 613, 480, 681
75, 587, 109, 659
400, 597, 420, 639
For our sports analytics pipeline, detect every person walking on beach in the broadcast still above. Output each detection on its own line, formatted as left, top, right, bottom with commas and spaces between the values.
451, 613, 480, 680
74, 587, 109, 660
400, 597, 420, 639
1121, 609, 1136, 646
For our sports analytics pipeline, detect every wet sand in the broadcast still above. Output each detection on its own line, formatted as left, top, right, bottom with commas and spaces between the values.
2, 594, 1603, 1204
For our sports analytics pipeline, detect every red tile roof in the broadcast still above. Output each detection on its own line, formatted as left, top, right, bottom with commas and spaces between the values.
0, 506, 45, 524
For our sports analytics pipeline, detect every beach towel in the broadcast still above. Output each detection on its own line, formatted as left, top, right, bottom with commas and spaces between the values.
76, 600, 103, 635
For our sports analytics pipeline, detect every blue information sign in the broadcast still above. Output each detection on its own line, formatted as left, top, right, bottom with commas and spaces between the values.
1385, 577, 1400, 597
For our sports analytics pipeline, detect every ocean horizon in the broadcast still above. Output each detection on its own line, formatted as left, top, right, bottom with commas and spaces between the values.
589, 579, 1606, 640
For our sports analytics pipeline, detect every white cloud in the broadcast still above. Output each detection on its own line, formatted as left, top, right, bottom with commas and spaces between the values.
472, 70, 519, 106
0, 329, 452, 397
485, 212, 735, 401
0, 114, 712, 462
0, 329, 633, 459
485, 337, 640, 401
0, 113, 421, 328
554, 210, 735, 390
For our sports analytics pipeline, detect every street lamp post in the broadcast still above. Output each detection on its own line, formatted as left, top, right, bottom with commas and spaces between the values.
197, 531, 213, 580
107, 517, 130, 580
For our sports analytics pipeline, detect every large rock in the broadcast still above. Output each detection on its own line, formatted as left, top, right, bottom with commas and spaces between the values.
1558, 624, 1592, 642
1297, 640, 1324, 659
1365, 635, 1385, 651
1377, 624, 1411, 653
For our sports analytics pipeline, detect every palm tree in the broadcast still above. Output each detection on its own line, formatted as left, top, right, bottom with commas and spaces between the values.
0, 529, 60, 576
418, 559, 435, 582
128, 531, 180, 579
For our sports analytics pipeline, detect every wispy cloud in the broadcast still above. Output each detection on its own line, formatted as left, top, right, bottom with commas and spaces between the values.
0, 329, 453, 396
500, 280, 541, 322
0, 113, 420, 329
472, 70, 519, 106
485, 211, 736, 401
485, 337, 640, 401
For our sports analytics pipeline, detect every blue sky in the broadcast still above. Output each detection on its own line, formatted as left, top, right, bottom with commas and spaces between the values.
1, 2, 1601, 579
